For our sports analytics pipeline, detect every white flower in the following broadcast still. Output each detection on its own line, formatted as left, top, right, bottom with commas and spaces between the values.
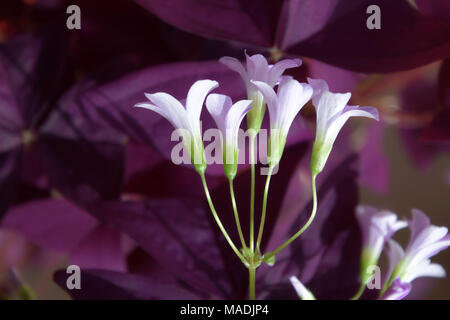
356, 205, 407, 284
206, 94, 253, 179
134, 80, 218, 174
308, 78, 379, 175
250, 77, 313, 167
220, 52, 301, 131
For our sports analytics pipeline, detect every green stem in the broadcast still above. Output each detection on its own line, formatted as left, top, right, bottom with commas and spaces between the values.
351, 283, 366, 300
248, 266, 256, 300
229, 178, 247, 250
379, 273, 395, 298
200, 173, 246, 264
249, 134, 256, 252
264, 174, 318, 261
256, 165, 274, 250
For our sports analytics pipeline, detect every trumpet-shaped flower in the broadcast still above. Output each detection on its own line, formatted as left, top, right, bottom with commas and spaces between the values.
381, 209, 450, 299
134, 80, 218, 174
220, 52, 301, 132
289, 276, 315, 300
356, 206, 407, 284
251, 77, 313, 167
308, 78, 379, 175
206, 94, 253, 180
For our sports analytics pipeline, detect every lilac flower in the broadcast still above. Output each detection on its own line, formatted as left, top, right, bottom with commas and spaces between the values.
220, 53, 301, 131
381, 209, 450, 299
356, 206, 407, 284
250, 77, 313, 167
134, 80, 218, 174
289, 276, 315, 300
206, 94, 253, 180
307, 78, 379, 175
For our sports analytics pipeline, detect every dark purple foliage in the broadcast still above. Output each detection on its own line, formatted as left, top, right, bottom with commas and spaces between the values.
136, 0, 450, 73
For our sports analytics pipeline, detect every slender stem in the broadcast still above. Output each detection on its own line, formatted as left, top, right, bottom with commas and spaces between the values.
249, 134, 256, 252
229, 178, 247, 250
351, 283, 366, 300
379, 272, 395, 298
264, 174, 318, 261
248, 266, 256, 300
200, 173, 246, 263
256, 165, 274, 250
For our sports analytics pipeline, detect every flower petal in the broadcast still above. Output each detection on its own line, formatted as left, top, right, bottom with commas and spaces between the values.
407, 208, 448, 253
356, 206, 407, 260
403, 259, 446, 283
219, 56, 250, 86
205, 93, 233, 133
407, 236, 450, 270
251, 80, 278, 125
245, 53, 269, 82
325, 105, 379, 146
140, 92, 186, 130
277, 78, 312, 136
268, 58, 302, 86
386, 239, 406, 281
186, 79, 219, 123
289, 276, 315, 300
227, 99, 253, 134
307, 77, 330, 106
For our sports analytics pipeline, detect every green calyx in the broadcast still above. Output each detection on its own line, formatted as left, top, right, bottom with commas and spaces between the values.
247, 90, 266, 133
359, 248, 379, 285
223, 145, 239, 180
310, 139, 332, 176
188, 137, 207, 175
268, 130, 286, 168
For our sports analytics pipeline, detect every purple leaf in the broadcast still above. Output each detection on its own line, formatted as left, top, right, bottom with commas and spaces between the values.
1, 199, 128, 271
86, 198, 241, 298
285, 0, 450, 73
0, 148, 22, 214
359, 122, 390, 194
416, 0, 450, 24
2, 199, 98, 252
135, 0, 282, 47
0, 25, 127, 208
139, 0, 450, 72
70, 225, 127, 272
399, 77, 445, 168
306, 59, 365, 93
58, 60, 246, 177
54, 269, 200, 300
0, 25, 70, 126
438, 58, 450, 110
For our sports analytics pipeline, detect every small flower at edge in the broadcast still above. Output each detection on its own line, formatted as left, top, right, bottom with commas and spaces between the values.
381, 209, 450, 299
308, 78, 379, 176
220, 52, 301, 132
206, 94, 253, 180
134, 79, 219, 175
250, 77, 312, 168
356, 205, 407, 285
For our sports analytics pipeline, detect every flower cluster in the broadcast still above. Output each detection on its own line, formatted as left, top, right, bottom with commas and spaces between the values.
135, 52, 379, 300
135, 53, 378, 177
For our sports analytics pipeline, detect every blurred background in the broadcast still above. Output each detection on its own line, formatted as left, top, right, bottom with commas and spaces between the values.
0, 0, 449, 299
